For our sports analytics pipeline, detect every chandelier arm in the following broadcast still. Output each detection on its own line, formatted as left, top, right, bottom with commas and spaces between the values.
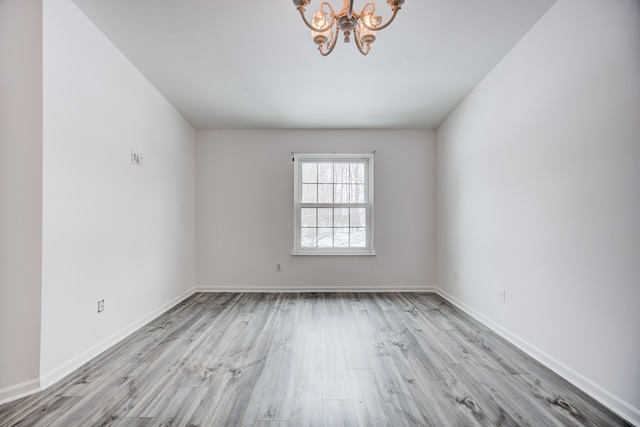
359, 2, 402, 32
354, 24, 371, 55
318, 22, 340, 56
297, 2, 337, 32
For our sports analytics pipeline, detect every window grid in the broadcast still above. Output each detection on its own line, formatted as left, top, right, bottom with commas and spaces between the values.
300, 161, 367, 205
299, 207, 367, 248
294, 155, 374, 255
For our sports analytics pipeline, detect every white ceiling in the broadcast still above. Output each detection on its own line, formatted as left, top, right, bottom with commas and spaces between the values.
69, 0, 557, 130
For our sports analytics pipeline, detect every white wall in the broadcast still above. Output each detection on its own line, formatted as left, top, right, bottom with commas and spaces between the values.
197, 129, 436, 291
40, 0, 196, 386
436, 0, 640, 423
0, 0, 43, 402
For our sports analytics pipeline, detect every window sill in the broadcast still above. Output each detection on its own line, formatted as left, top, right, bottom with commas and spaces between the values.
291, 250, 376, 256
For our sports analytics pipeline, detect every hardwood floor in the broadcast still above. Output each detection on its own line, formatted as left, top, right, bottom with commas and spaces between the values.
0, 292, 631, 426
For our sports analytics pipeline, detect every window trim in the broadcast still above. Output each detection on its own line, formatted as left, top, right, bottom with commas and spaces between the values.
292, 153, 375, 256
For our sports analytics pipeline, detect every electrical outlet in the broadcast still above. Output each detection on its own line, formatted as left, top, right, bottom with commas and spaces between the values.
498, 289, 506, 303
97, 299, 104, 313
130, 150, 144, 165
276, 263, 282, 272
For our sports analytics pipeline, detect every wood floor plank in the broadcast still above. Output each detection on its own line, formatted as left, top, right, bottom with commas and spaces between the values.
296, 293, 322, 333
368, 356, 433, 427
443, 363, 546, 426
377, 294, 453, 382
437, 327, 513, 377
254, 421, 289, 427
176, 296, 245, 387
47, 362, 149, 427
349, 295, 390, 358
435, 376, 502, 426
187, 332, 272, 426
127, 302, 213, 365
338, 294, 372, 369
512, 371, 629, 426
113, 417, 154, 427
244, 332, 298, 423
321, 316, 352, 400
98, 293, 212, 368
388, 293, 443, 337
227, 294, 279, 358
322, 400, 359, 427
0, 389, 72, 426
348, 368, 394, 427
473, 328, 545, 375
265, 293, 300, 338
377, 335, 457, 424
0, 292, 632, 427
409, 293, 462, 332
363, 293, 404, 336
151, 386, 207, 427
123, 312, 219, 417
1, 395, 81, 427
234, 292, 267, 314
58, 361, 126, 398
289, 332, 323, 427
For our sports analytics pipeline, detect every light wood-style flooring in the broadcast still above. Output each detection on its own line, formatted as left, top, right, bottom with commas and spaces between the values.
0, 292, 630, 426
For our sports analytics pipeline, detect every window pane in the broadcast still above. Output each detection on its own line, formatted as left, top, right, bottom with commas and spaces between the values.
350, 228, 366, 247
318, 184, 333, 203
317, 228, 333, 247
351, 163, 365, 184
318, 163, 333, 183
301, 228, 317, 247
318, 208, 333, 227
350, 208, 366, 227
334, 163, 350, 183
302, 162, 317, 183
335, 228, 349, 247
334, 208, 349, 227
350, 184, 365, 203
301, 208, 316, 227
334, 183, 349, 203
302, 184, 317, 203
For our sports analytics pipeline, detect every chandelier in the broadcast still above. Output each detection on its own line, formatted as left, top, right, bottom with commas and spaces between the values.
293, 0, 405, 56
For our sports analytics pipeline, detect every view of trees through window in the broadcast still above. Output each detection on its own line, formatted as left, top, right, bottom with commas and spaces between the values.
299, 160, 368, 248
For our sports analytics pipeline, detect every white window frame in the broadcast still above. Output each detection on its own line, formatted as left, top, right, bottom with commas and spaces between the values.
292, 153, 375, 256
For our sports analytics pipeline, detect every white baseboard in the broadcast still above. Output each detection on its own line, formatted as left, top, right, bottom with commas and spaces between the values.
195, 285, 438, 293
0, 378, 41, 405
435, 287, 640, 427
39, 288, 195, 390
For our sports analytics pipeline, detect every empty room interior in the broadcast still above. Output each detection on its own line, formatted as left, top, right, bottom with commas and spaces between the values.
1, 0, 639, 425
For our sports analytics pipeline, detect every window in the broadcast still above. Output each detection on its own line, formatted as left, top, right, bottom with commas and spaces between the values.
293, 153, 374, 255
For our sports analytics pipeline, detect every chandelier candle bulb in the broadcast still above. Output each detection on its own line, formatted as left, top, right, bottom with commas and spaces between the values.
311, 10, 331, 45
293, 0, 405, 56
358, 9, 378, 45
